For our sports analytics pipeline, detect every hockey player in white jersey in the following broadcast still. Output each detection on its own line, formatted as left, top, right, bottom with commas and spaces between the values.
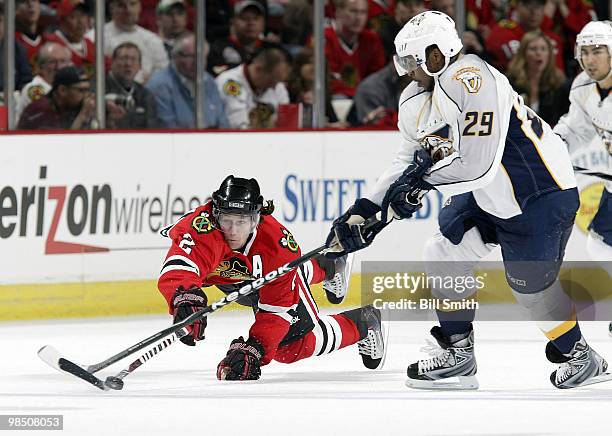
325, 11, 611, 389
552, 20, 612, 335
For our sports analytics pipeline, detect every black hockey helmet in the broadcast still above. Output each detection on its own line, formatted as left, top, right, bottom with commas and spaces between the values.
212, 175, 264, 216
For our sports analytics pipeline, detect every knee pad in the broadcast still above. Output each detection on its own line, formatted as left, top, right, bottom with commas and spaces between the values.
504, 259, 561, 293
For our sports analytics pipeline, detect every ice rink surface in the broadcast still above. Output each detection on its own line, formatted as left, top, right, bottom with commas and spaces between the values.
3, 311, 612, 436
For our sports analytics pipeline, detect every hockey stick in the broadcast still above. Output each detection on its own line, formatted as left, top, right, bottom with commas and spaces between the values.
573, 165, 612, 182
38, 243, 330, 391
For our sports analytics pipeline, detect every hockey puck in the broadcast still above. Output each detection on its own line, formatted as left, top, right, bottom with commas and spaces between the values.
104, 376, 124, 390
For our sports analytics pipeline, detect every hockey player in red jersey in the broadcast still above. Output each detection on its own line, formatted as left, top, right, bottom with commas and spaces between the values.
157, 175, 386, 381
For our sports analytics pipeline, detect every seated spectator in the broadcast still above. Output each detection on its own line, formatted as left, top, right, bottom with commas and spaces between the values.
208, 0, 278, 76
45, 0, 97, 76
486, 0, 565, 73
18, 66, 95, 130
0, 4, 34, 93
156, 0, 189, 57
104, 0, 169, 84
377, 0, 426, 62
15, 0, 45, 66
325, 0, 385, 98
352, 61, 410, 126
106, 42, 161, 129
16, 42, 72, 120
507, 30, 570, 126
215, 46, 290, 129
146, 34, 228, 129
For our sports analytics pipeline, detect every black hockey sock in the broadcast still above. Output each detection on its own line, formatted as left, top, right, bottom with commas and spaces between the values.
339, 307, 368, 340
437, 308, 475, 339
551, 323, 582, 354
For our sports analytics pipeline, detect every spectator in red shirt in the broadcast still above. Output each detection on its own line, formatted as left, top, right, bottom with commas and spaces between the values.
325, 0, 386, 98
45, 0, 98, 77
15, 0, 45, 65
18, 66, 95, 130
485, 0, 566, 73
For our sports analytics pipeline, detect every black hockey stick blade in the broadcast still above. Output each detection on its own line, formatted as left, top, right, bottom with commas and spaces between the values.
38, 345, 109, 391
573, 165, 612, 182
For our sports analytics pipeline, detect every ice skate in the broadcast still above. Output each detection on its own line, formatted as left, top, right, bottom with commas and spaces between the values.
546, 337, 612, 389
356, 305, 388, 370
406, 325, 479, 390
323, 253, 354, 304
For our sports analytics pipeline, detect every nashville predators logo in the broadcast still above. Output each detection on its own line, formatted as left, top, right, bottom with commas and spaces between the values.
27, 84, 46, 101
279, 228, 299, 253
192, 212, 214, 234
453, 67, 482, 94
223, 79, 242, 97
207, 257, 253, 280
575, 183, 604, 234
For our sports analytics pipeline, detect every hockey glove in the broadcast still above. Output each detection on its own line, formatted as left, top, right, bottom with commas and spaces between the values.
172, 286, 208, 346
381, 149, 434, 222
325, 198, 387, 259
216, 336, 264, 381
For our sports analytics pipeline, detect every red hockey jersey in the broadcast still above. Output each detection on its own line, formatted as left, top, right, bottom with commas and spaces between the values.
157, 202, 326, 364
325, 24, 386, 97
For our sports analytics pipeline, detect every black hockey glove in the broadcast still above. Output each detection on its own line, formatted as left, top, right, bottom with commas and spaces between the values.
381, 149, 434, 222
171, 286, 208, 346
325, 198, 387, 259
216, 336, 264, 381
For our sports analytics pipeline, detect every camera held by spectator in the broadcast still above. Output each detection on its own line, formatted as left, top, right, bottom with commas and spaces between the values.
105, 93, 135, 110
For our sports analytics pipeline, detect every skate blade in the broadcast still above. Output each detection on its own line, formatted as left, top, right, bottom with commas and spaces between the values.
405, 375, 479, 391
375, 316, 391, 370
574, 372, 612, 388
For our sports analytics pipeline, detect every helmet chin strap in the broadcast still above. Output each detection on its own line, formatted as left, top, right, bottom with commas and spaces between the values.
422, 55, 450, 77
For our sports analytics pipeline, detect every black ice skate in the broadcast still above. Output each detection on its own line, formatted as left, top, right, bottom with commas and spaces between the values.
357, 305, 387, 370
405, 325, 478, 390
323, 253, 354, 304
546, 337, 612, 389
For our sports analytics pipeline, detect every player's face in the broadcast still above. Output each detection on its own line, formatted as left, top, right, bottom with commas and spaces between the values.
580, 45, 611, 81
408, 66, 433, 90
218, 213, 254, 249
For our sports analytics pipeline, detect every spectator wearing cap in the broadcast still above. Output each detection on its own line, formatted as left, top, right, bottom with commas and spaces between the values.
146, 33, 228, 129
45, 0, 98, 76
485, 0, 565, 73
106, 42, 161, 129
156, 0, 189, 57
17, 66, 95, 130
15, 0, 45, 66
103, 0, 169, 84
325, 0, 386, 98
16, 42, 72, 121
0, 3, 34, 94
215, 46, 290, 129
208, 0, 277, 76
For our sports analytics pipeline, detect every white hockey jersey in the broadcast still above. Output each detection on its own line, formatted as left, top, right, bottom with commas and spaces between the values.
411, 55, 575, 219
215, 65, 289, 129
554, 72, 612, 191
15, 75, 51, 121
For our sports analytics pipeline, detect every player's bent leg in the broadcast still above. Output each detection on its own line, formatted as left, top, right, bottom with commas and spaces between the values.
274, 306, 386, 369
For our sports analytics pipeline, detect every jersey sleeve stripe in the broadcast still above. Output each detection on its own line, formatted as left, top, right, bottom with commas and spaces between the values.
159, 255, 200, 277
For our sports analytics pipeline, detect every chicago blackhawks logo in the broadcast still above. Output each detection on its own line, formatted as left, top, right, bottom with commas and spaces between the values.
223, 79, 242, 97
453, 67, 482, 94
192, 212, 214, 234
279, 228, 299, 253
208, 257, 253, 280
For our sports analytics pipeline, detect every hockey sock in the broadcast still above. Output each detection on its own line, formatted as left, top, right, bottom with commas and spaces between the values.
338, 307, 368, 341
333, 313, 362, 347
437, 307, 475, 338
549, 322, 582, 354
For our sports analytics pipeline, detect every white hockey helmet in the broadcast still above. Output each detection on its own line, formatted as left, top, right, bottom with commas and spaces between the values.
393, 11, 463, 78
575, 20, 612, 73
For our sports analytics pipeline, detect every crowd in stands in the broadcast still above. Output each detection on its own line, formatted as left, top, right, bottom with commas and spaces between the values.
0, 0, 608, 131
